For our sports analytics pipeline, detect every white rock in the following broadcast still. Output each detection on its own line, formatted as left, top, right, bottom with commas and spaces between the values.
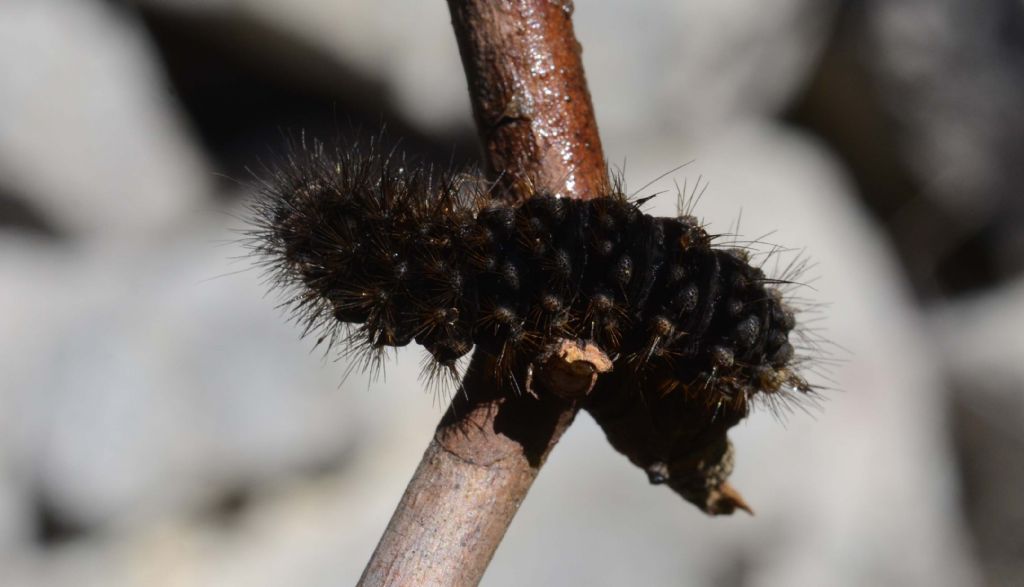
930, 276, 1024, 395
0, 0, 211, 241
0, 212, 377, 534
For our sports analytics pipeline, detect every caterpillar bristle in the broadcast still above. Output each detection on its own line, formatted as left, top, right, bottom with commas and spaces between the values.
248, 137, 819, 405
247, 136, 829, 511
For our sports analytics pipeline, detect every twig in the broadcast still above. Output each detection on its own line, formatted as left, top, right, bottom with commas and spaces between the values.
448, 0, 608, 202
358, 1, 608, 585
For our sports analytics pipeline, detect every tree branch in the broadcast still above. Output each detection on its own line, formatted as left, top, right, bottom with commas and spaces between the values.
448, 0, 608, 202
358, 2, 608, 584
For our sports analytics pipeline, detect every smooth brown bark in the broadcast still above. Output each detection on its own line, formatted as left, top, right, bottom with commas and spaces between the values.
358, 352, 591, 586
359, 4, 609, 584
448, 0, 608, 202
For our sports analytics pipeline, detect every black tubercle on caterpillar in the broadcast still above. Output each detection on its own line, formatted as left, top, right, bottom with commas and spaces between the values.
248, 138, 819, 513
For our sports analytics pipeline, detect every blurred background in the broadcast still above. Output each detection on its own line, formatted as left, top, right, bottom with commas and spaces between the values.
1, 0, 1022, 585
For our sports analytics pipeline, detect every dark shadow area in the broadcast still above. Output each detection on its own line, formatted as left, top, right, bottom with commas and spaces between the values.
32, 490, 92, 548
0, 188, 64, 238
199, 485, 253, 527
121, 2, 480, 193
784, 2, 1024, 299
437, 353, 573, 469
951, 383, 1024, 586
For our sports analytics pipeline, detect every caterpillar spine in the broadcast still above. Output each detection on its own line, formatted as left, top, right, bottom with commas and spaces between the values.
248, 138, 814, 415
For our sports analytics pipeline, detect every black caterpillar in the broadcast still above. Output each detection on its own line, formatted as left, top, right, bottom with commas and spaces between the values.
250, 139, 819, 513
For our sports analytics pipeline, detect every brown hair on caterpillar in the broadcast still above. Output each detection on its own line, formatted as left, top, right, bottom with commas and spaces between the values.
247, 137, 823, 512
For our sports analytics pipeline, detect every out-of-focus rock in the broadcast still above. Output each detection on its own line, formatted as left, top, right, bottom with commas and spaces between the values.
789, 0, 1024, 295
578, 1, 836, 142
136, 0, 836, 141
930, 279, 1024, 586
864, 0, 1024, 224
0, 219, 371, 529
0, 0, 211, 241
931, 277, 1024, 392
136, 0, 474, 135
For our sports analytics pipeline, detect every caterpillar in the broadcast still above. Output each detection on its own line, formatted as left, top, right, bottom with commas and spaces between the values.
249, 138, 820, 512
